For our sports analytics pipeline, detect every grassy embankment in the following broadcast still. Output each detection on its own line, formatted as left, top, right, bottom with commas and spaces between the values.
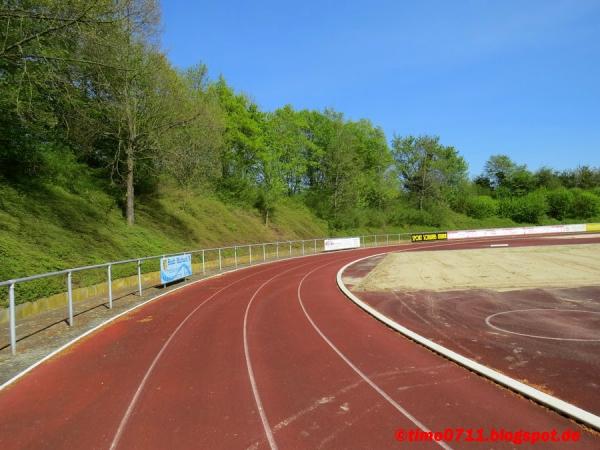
0, 176, 331, 307
4, 172, 579, 308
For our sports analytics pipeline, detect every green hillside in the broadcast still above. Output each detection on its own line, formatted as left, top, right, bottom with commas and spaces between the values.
0, 171, 331, 305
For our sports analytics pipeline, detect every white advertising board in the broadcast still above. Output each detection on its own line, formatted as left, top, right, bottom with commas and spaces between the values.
324, 237, 361, 252
447, 224, 586, 240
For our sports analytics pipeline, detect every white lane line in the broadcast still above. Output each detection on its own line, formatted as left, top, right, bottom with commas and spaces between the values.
110, 264, 286, 450
243, 261, 315, 450
485, 308, 600, 342
490, 243, 509, 247
297, 264, 453, 450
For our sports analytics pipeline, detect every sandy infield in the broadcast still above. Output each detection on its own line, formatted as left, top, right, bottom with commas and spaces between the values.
356, 243, 600, 292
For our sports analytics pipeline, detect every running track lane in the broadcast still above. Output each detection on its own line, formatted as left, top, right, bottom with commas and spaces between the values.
0, 238, 598, 449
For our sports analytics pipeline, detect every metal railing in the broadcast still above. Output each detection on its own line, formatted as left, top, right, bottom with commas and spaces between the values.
0, 233, 416, 354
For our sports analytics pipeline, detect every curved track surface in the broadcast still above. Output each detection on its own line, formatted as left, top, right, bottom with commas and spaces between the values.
0, 237, 598, 449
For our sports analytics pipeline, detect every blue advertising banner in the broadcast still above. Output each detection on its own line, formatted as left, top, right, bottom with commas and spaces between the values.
160, 254, 192, 284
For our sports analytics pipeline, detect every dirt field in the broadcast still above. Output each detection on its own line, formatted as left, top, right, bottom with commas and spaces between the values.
356, 243, 600, 292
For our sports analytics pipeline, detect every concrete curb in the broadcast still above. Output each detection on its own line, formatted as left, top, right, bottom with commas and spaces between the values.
336, 252, 600, 432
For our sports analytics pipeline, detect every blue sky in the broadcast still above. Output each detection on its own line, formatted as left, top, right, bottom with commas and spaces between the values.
160, 0, 600, 176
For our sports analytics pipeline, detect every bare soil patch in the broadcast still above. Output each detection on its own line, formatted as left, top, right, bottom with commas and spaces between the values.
356, 244, 600, 292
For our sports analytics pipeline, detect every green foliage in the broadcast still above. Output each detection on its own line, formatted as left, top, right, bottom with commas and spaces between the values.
547, 188, 574, 220
570, 190, 600, 219
483, 154, 520, 189
498, 191, 548, 224
535, 167, 562, 189
465, 195, 498, 219
502, 168, 537, 196
392, 135, 468, 210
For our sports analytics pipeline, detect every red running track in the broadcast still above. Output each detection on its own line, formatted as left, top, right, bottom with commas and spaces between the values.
0, 238, 598, 449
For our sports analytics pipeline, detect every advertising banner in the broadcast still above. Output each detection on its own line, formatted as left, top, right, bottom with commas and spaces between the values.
411, 232, 448, 243
160, 254, 192, 284
587, 223, 600, 232
447, 224, 586, 240
324, 237, 361, 252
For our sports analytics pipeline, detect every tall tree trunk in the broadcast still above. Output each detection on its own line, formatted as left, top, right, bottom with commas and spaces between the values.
126, 144, 135, 225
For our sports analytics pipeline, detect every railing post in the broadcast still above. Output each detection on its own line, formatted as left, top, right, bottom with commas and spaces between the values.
386, 234, 389, 245
249, 245, 252, 264
263, 243, 266, 261
107, 265, 113, 309
276, 242, 279, 259
9, 283, 16, 355
202, 250, 205, 275
218, 248, 222, 271
398, 233, 401, 243
67, 271, 73, 326
375, 235, 378, 246
302, 240, 305, 256
137, 260, 143, 296
234, 246, 238, 268
289, 241, 292, 257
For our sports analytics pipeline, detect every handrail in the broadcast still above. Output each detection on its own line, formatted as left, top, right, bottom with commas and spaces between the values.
0, 234, 419, 287
1, 232, 418, 354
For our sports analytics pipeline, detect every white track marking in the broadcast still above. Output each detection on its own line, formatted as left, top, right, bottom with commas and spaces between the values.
110, 264, 288, 450
243, 261, 314, 450
297, 264, 453, 450
485, 308, 600, 342
490, 243, 509, 247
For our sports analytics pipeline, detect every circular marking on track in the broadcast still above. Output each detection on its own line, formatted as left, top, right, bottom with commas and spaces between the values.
485, 308, 600, 342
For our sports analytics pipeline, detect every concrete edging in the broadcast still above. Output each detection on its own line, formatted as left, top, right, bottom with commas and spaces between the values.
336, 252, 600, 431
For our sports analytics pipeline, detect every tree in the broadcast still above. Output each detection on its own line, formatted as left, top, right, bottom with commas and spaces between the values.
535, 167, 562, 189
502, 167, 536, 196
483, 154, 519, 190
80, 1, 221, 224
392, 135, 468, 210
264, 105, 312, 196
345, 119, 395, 210
302, 111, 367, 227
0, 0, 137, 176
211, 77, 264, 197
158, 65, 224, 190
